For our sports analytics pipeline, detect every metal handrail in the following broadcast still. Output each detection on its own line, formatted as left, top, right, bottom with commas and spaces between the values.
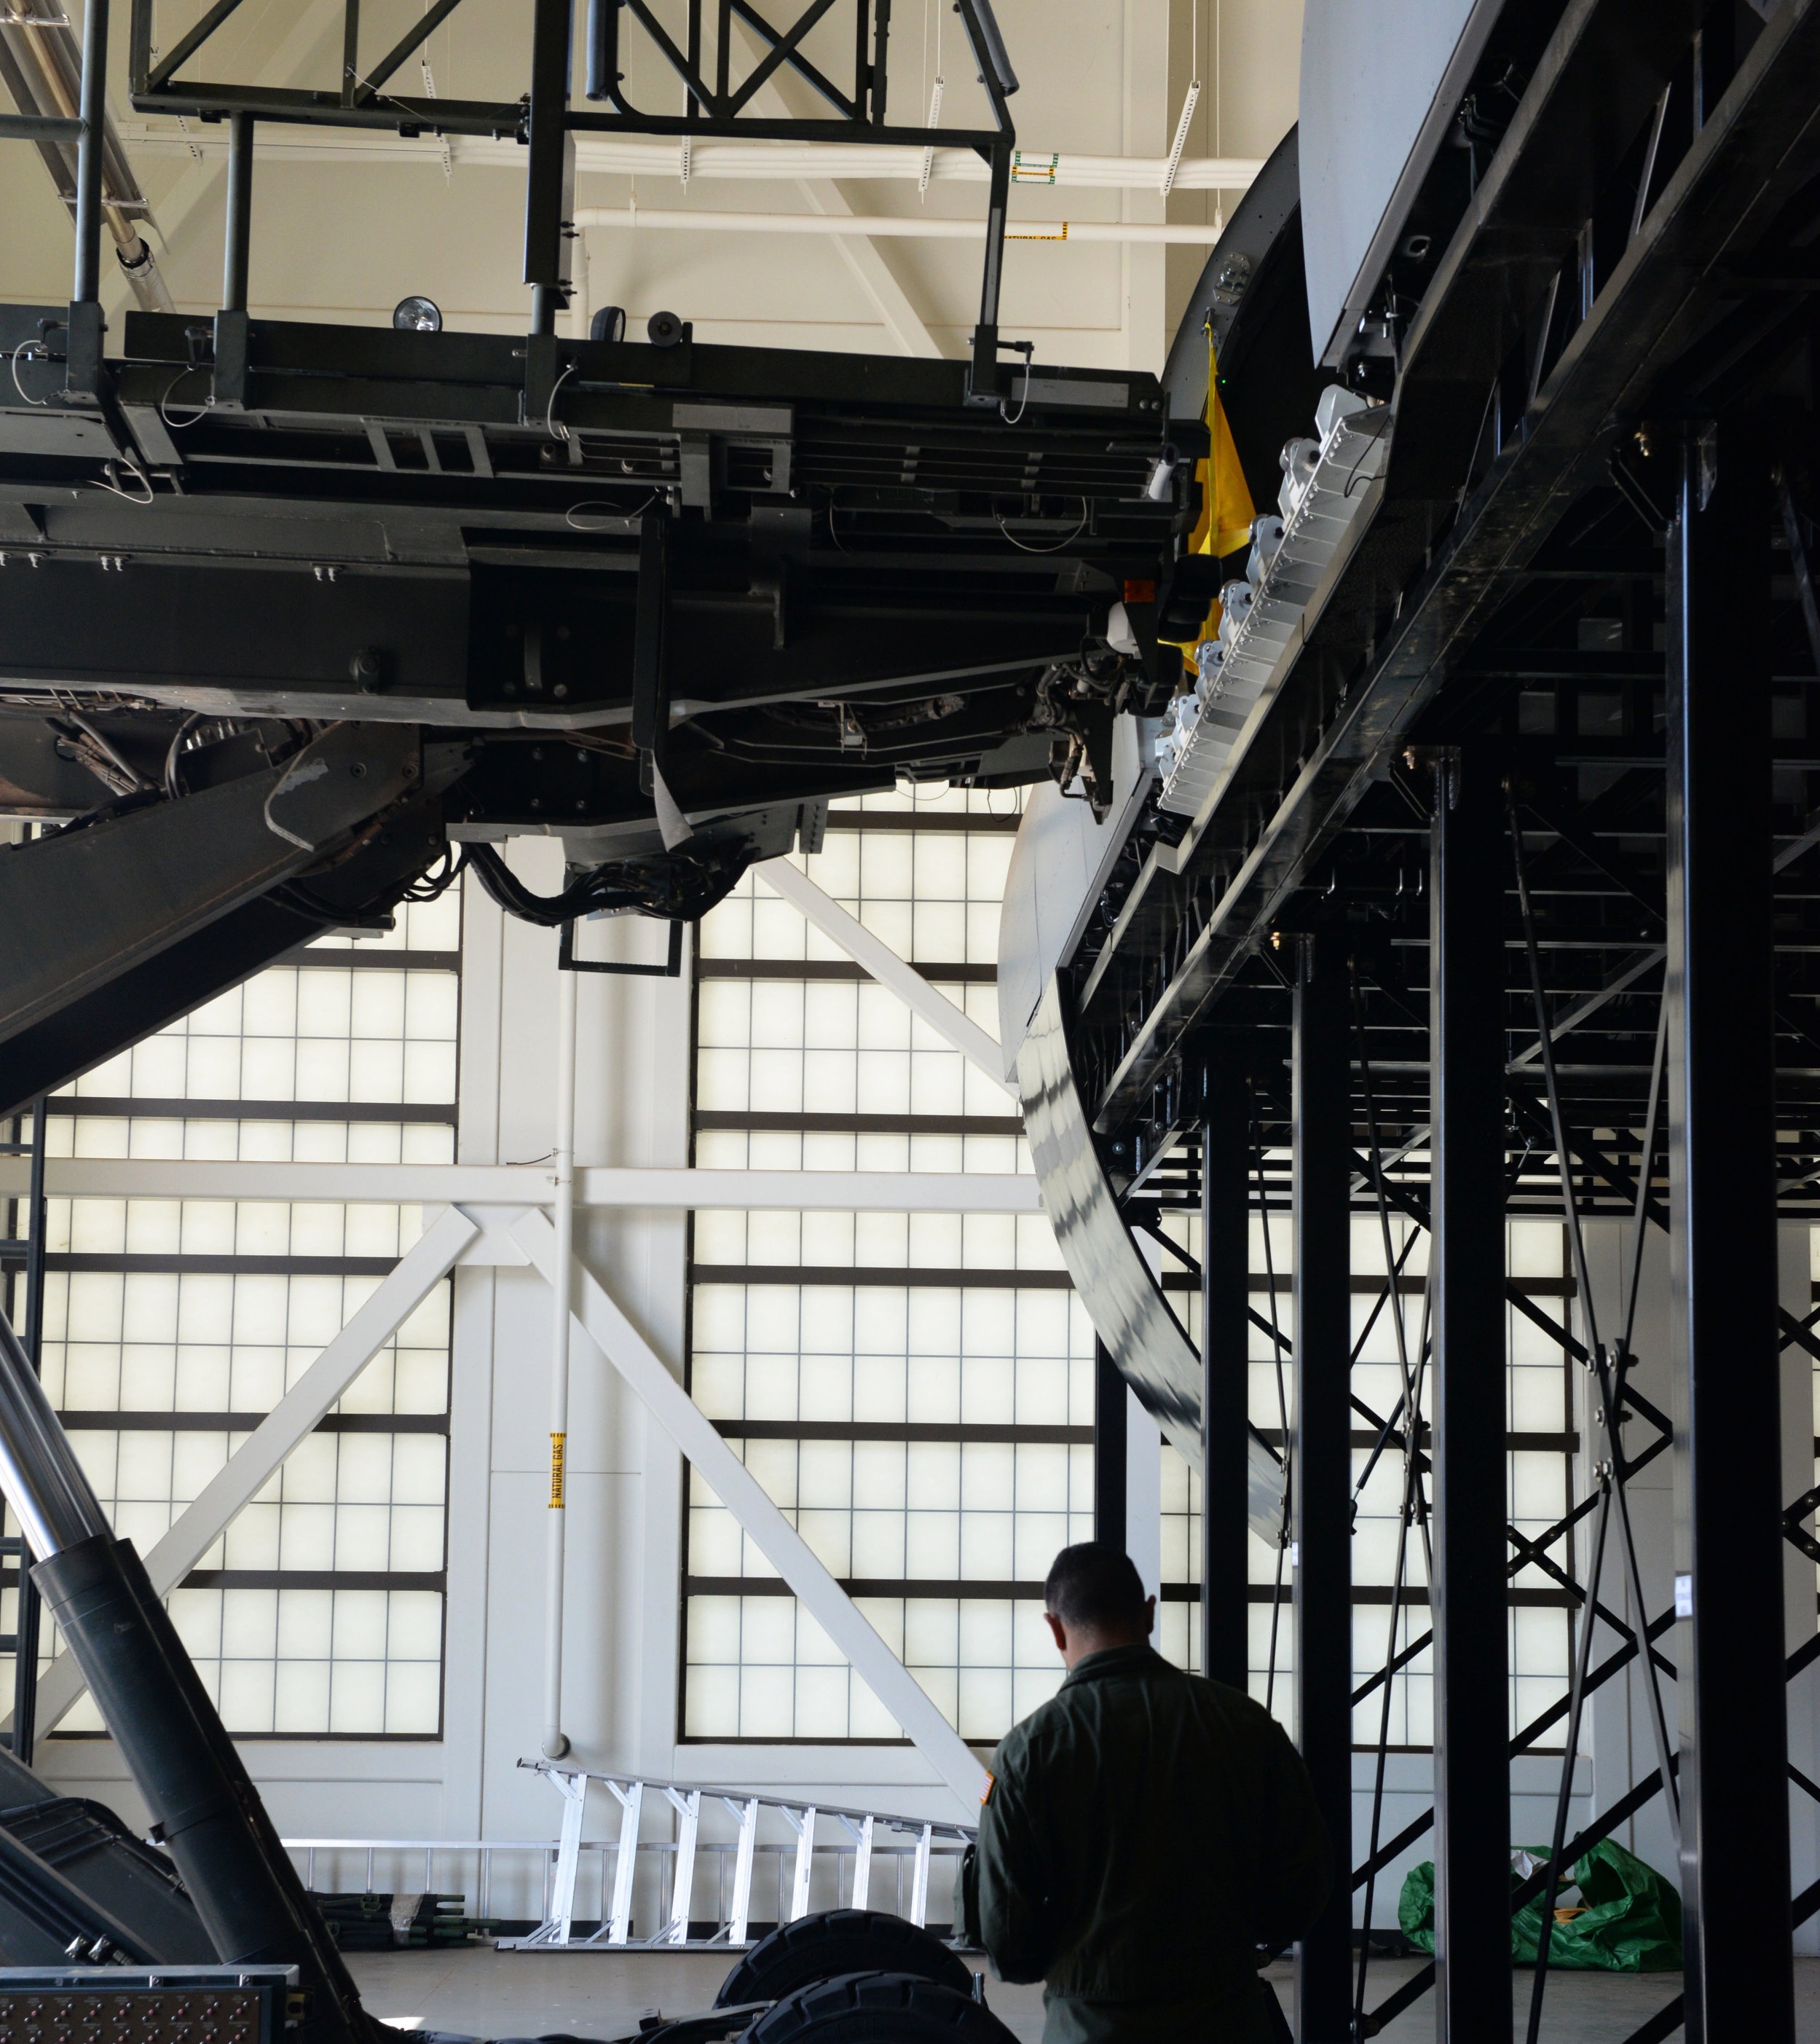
282, 1767, 975, 1952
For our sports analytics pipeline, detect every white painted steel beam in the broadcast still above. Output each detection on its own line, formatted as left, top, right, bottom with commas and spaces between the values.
512, 1210, 990, 1811
755, 861, 1013, 1094
0, 1160, 1039, 1209
17, 1204, 480, 1737
115, 122, 1265, 190
576, 206, 1225, 245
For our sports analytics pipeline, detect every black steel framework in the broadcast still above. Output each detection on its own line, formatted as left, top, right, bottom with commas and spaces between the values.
4, 0, 1820, 2032
1664, 416, 1795, 2035
1427, 745, 1510, 2044
120, 0, 1022, 387
1042, 4, 1820, 2039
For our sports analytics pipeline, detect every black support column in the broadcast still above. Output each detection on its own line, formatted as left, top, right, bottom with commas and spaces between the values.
1665, 422, 1793, 2042
1428, 745, 1511, 2039
1293, 924, 1352, 2042
1093, 1339, 1127, 1549
1201, 1081, 1251, 1690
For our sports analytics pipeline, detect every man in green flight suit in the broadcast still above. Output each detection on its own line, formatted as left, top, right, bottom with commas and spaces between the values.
960, 1542, 1330, 2043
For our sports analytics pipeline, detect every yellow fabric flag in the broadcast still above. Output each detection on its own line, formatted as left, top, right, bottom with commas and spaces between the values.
1164, 331, 1257, 668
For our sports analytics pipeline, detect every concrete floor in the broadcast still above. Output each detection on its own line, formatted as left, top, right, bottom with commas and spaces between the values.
347, 1947, 1820, 2041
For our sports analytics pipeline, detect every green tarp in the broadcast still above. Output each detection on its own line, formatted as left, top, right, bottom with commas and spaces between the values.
1398, 1839, 1682, 1972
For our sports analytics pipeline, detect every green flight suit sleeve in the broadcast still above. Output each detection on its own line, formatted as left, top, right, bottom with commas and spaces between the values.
1251, 1713, 1334, 1954
972, 1749, 1060, 1985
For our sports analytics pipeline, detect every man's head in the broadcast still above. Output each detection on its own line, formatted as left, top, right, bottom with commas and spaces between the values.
1041, 1542, 1156, 1668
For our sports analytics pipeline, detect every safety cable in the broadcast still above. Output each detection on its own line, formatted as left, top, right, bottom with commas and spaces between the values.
1622, 999, 1669, 1358
1249, 1077, 1293, 1718
1510, 785, 1680, 2044
1351, 965, 1435, 2028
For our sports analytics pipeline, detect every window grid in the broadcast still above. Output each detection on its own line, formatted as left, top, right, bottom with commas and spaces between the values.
1155, 1201, 1575, 1749
685, 788, 1102, 1746
2, 889, 461, 1738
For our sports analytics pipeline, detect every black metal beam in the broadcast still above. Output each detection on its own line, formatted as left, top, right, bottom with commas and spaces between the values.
1092, 1338, 1126, 1549
221, 111, 254, 314
1201, 1088, 1250, 1690
523, 0, 573, 331
1428, 744, 1513, 2040
1293, 923, 1352, 2043
1664, 419, 1793, 2042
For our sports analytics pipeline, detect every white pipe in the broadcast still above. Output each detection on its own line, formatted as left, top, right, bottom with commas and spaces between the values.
542, 959, 578, 1761
114, 120, 1264, 194
575, 205, 1224, 245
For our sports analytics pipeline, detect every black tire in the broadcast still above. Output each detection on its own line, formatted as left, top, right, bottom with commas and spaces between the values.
716, 1913, 972, 2008
745, 1973, 1017, 2044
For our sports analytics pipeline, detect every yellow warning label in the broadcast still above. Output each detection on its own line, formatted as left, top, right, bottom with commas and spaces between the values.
549, 1432, 567, 1508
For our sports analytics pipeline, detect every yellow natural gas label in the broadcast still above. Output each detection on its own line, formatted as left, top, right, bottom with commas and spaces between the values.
549, 1431, 567, 1507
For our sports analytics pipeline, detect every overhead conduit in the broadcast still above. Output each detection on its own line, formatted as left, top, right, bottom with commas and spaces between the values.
0, 0, 172, 312
114, 121, 1265, 196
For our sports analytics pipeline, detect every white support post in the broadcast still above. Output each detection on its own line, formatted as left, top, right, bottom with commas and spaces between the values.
543, 1770, 588, 1946
604, 1780, 643, 1946
755, 860, 1012, 1091
512, 1211, 990, 1810
662, 1786, 701, 1944
543, 961, 578, 1761
785, 1805, 816, 1922
910, 1823, 933, 1927
726, 1796, 760, 1946
847, 1813, 874, 1909
15, 1203, 481, 1739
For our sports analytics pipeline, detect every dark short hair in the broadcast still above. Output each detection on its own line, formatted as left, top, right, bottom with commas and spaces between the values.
1044, 1542, 1147, 1630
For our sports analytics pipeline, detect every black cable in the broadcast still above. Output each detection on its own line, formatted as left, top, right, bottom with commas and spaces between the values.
400, 842, 466, 903
463, 837, 742, 928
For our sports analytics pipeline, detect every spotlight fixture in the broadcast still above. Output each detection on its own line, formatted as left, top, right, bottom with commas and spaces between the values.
393, 296, 442, 332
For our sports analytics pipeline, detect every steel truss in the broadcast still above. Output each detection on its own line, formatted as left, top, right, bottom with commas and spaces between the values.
1062, 3, 1820, 2037
119, 0, 1022, 385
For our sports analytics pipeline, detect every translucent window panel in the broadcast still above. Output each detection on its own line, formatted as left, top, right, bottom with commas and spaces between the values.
47, 1197, 430, 1262
692, 1208, 1065, 1275
163, 1586, 446, 1735
1159, 1446, 1200, 1591
682, 1592, 1061, 1744
692, 1127, 1028, 1178
63, 1426, 447, 1570
695, 978, 1006, 1120
39, 1259, 451, 1418
60, 967, 458, 1108
701, 829, 1020, 968
46, 1115, 455, 1166
688, 1285, 1096, 1426
688, 1443, 1092, 1585
1353, 1605, 1430, 1748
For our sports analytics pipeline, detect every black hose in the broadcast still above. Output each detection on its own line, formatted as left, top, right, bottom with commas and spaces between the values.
462, 838, 746, 927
